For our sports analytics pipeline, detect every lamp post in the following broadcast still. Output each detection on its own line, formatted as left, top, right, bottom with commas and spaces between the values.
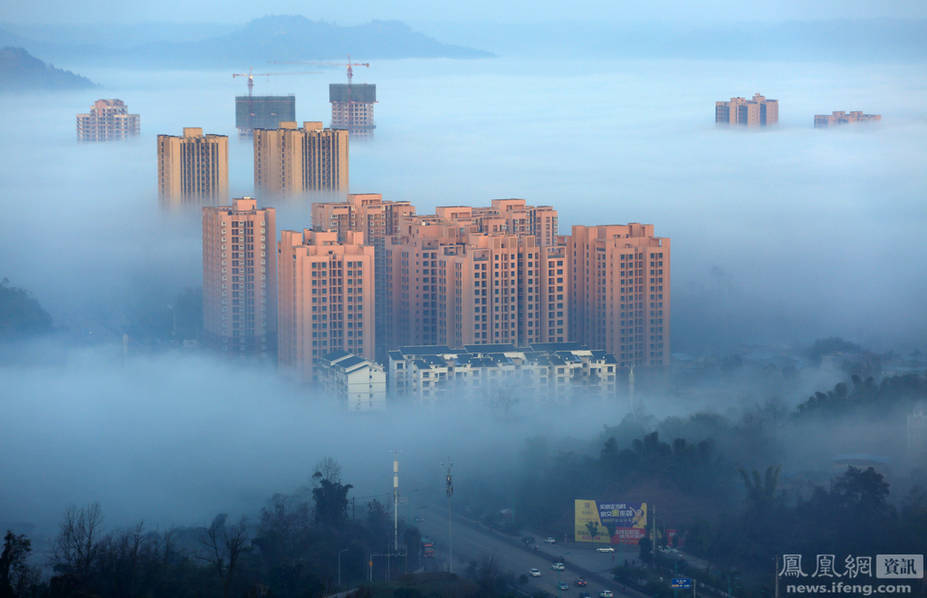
338, 548, 349, 586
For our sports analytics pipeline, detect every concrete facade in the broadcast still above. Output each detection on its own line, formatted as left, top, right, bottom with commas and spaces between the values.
316, 350, 387, 411
277, 229, 375, 382
329, 83, 376, 137
814, 111, 881, 128
202, 197, 277, 354
253, 121, 349, 194
569, 224, 670, 368
387, 342, 617, 402
76, 99, 140, 142
715, 93, 779, 127
157, 127, 228, 204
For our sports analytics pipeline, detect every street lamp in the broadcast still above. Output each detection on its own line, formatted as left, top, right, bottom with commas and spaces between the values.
338, 548, 349, 586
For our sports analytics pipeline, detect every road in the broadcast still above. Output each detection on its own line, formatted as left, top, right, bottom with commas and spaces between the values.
416, 504, 645, 598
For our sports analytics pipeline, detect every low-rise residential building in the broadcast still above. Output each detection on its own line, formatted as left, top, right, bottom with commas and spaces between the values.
387, 342, 617, 402
316, 350, 386, 411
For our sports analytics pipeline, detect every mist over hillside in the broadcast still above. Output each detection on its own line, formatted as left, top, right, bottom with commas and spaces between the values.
0, 46, 96, 91
0, 16, 492, 69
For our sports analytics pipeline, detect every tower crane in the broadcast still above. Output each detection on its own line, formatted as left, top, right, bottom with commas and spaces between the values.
269, 56, 370, 84
232, 67, 322, 96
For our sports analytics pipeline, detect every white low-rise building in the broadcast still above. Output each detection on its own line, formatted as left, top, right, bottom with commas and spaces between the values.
387, 342, 617, 402
316, 350, 387, 411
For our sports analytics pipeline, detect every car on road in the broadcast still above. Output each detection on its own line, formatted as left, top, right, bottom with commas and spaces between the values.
579, 593, 591, 598
595, 546, 615, 553
551, 562, 565, 571
599, 591, 614, 598
544, 536, 557, 544
414, 516, 424, 523
529, 568, 541, 577
575, 577, 587, 586
557, 582, 569, 591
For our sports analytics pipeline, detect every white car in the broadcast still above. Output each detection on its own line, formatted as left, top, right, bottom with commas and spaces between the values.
551, 562, 565, 571
596, 546, 615, 553
529, 568, 541, 577
544, 536, 557, 544
599, 591, 614, 598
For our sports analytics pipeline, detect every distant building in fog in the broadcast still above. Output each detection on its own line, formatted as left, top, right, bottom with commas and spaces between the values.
715, 93, 779, 127
157, 127, 228, 204
814, 111, 881, 128
253, 121, 349, 194
235, 95, 296, 136
330, 83, 376, 137
202, 197, 276, 354
316, 350, 386, 411
76, 99, 139, 141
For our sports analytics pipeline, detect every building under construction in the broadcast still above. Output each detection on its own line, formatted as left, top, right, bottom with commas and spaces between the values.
235, 96, 296, 136
329, 84, 376, 137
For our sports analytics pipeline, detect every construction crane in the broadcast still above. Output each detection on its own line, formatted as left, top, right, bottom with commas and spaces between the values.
232, 67, 322, 97
269, 56, 370, 84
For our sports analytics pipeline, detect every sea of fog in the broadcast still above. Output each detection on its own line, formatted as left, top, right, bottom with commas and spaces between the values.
0, 55, 925, 535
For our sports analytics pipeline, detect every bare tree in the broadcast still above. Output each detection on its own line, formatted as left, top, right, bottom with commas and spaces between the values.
199, 514, 250, 598
50, 503, 103, 582
313, 457, 342, 484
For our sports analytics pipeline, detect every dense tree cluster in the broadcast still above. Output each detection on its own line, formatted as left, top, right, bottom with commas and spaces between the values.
0, 278, 52, 340
0, 461, 426, 598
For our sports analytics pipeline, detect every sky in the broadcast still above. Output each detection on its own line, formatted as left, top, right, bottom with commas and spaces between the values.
2, 0, 927, 25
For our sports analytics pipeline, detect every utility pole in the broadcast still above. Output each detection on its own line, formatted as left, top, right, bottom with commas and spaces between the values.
392, 451, 400, 553
774, 556, 779, 598
444, 459, 454, 573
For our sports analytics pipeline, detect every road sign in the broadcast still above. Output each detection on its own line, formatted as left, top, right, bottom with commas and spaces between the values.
671, 577, 692, 589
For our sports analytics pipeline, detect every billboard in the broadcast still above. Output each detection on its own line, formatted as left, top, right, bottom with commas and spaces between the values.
574, 499, 647, 545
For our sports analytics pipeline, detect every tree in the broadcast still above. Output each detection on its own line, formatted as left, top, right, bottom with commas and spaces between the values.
51, 502, 104, 583
199, 513, 250, 598
1, 531, 37, 598
314, 458, 343, 485
312, 472, 353, 528
0, 278, 52, 339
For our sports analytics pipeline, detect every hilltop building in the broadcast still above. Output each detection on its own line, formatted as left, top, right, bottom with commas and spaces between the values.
277, 229, 375, 382
814, 111, 881, 128
202, 198, 276, 354
157, 127, 228, 204
387, 342, 617, 402
76, 99, 140, 141
330, 83, 376, 137
235, 95, 296, 136
715, 93, 779, 127
253, 121, 349, 194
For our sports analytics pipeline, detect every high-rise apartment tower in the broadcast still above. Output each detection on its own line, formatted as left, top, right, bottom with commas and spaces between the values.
253, 121, 349, 194
202, 197, 277, 354
76, 99, 140, 141
569, 224, 670, 368
157, 127, 228, 204
329, 84, 376, 137
715, 93, 779, 127
277, 229, 375, 382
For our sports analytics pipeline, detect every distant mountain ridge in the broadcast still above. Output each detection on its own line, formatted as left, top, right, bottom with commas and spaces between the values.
0, 46, 96, 91
0, 16, 492, 68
